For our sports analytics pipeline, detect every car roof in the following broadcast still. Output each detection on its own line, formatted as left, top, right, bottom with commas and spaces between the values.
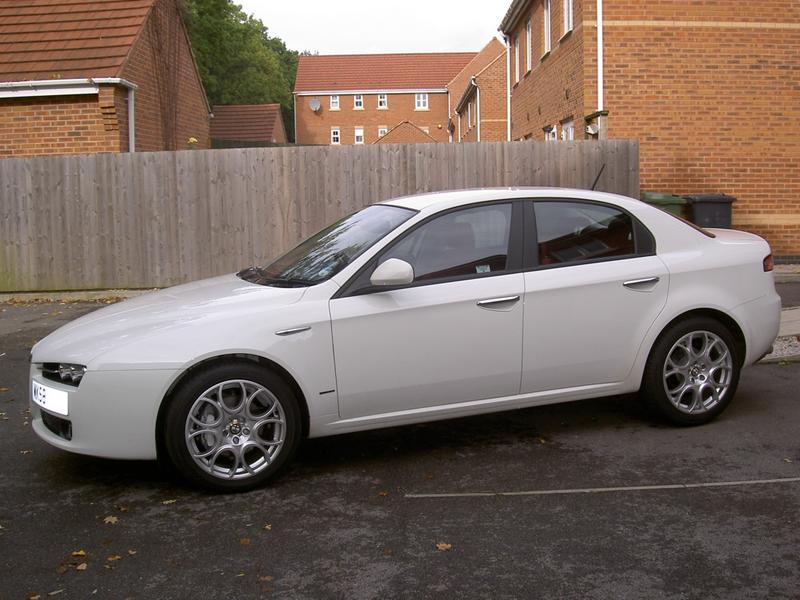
380, 187, 645, 213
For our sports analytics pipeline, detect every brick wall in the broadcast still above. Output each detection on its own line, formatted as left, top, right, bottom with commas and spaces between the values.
507, 0, 586, 141
0, 94, 123, 157
602, 0, 800, 256
475, 56, 509, 142
121, 0, 209, 151
295, 92, 449, 145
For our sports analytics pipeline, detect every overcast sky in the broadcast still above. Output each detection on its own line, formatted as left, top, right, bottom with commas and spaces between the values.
237, 0, 507, 54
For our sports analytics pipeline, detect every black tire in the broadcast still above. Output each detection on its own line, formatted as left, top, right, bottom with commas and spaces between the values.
163, 362, 302, 492
642, 316, 741, 426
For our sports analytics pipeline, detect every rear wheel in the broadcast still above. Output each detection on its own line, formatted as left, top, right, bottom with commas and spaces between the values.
642, 317, 741, 425
163, 362, 301, 492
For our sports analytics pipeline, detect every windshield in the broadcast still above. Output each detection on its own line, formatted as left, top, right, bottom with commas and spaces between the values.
238, 204, 415, 287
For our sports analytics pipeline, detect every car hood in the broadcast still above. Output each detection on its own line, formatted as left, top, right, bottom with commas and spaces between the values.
32, 274, 307, 366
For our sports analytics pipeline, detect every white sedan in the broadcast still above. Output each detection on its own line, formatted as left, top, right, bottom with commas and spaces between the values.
30, 188, 781, 491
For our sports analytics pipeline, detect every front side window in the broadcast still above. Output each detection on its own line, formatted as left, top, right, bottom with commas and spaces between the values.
379, 203, 513, 283
354, 94, 364, 109
331, 128, 340, 144
561, 121, 574, 140
378, 94, 388, 109
564, 0, 574, 33
526, 19, 532, 71
330, 95, 340, 110
354, 127, 364, 144
544, 126, 557, 141
378, 126, 388, 137
415, 93, 428, 110
514, 35, 520, 82
239, 205, 415, 286
534, 201, 636, 267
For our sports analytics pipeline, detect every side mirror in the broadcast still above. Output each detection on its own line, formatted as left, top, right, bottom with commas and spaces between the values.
370, 258, 414, 286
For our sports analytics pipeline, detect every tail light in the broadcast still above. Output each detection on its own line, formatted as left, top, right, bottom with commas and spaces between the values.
763, 253, 774, 272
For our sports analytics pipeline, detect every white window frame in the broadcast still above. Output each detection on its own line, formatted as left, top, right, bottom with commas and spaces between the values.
421, 126, 430, 134
514, 35, 520, 83
467, 102, 472, 127
354, 94, 364, 110
545, 126, 557, 141
354, 127, 364, 145
331, 127, 340, 145
378, 126, 388, 138
563, 0, 574, 34
329, 95, 339, 110
561, 121, 574, 141
526, 19, 532, 72
415, 93, 429, 110
377, 94, 388, 109
544, 0, 552, 54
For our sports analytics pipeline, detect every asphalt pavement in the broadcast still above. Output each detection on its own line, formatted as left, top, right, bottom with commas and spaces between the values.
1, 299, 799, 599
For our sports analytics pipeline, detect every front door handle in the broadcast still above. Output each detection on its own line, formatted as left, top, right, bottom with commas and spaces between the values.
623, 276, 660, 290
477, 295, 520, 308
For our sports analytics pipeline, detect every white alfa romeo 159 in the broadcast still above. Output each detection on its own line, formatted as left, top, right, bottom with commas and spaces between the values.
30, 188, 781, 491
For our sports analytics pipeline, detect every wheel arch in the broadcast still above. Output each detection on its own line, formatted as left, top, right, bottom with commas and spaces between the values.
155, 353, 310, 463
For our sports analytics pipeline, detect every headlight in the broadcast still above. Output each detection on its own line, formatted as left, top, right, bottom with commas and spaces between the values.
42, 363, 87, 386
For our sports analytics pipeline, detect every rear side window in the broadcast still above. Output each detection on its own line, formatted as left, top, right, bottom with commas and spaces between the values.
534, 201, 637, 266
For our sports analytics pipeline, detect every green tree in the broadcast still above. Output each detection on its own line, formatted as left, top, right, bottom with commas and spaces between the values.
183, 0, 299, 141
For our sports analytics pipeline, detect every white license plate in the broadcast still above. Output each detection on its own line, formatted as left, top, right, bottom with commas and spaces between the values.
32, 380, 69, 416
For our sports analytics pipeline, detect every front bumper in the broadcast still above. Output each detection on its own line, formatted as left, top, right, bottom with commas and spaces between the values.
30, 364, 178, 460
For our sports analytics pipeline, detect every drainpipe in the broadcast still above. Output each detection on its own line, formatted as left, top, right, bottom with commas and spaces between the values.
597, 0, 604, 112
447, 89, 452, 143
293, 94, 297, 144
127, 87, 135, 152
475, 78, 481, 142
504, 34, 512, 141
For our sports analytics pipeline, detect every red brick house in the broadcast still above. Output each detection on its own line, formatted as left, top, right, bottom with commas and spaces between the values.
293, 53, 475, 146
0, 0, 210, 157
499, 0, 800, 257
210, 104, 287, 147
446, 38, 508, 143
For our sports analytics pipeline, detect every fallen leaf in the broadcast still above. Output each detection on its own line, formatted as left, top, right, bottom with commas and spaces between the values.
258, 575, 274, 582
236, 572, 246, 577
377, 490, 389, 497
0, 387, 9, 393
47, 590, 65, 597
71, 550, 87, 557
20, 450, 32, 455
383, 548, 394, 556
76, 563, 88, 571
536, 437, 548, 444
435, 542, 452, 552
784, 458, 793, 463
263, 524, 272, 531
161, 499, 177, 505
239, 538, 251, 546
115, 505, 129, 512
127, 549, 137, 556
26, 594, 41, 600
107, 555, 122, 562
103, 516, 118, 525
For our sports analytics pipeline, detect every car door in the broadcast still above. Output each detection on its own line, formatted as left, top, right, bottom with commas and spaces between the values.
521, 199, 669, 393
329, 202, 524, 420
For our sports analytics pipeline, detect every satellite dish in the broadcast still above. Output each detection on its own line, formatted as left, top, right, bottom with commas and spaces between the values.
309, 99, 321, 112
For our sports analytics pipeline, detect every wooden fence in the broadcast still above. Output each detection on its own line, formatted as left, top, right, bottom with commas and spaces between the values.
0, 140, 638, 291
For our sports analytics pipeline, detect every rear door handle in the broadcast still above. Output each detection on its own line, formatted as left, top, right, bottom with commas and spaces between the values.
477, 295, 520, 308
623, 276, 660, 289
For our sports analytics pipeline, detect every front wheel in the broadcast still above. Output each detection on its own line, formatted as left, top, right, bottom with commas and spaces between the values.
163, 362, 302, 492
642, 317, 741, 425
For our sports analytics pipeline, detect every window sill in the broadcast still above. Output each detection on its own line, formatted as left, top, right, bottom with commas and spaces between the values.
329, 107, 340, 111
559, 29, 573, 43
524, 68, 532, 78
353, 107, 364, 111
377, 107, 388, 110
540, 51, 551, 63
414, 108, 430, 111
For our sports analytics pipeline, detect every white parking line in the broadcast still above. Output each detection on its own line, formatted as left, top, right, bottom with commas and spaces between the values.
405, 476, 800, 499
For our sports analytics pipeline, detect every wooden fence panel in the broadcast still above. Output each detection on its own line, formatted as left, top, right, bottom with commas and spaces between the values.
0, 140, 639, 291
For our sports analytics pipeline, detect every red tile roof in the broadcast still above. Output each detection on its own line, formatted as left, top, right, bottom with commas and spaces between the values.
373, 120, 436, 144
210, 104, 286, 143
294, 52, 477, 93
0, 0, 154, 82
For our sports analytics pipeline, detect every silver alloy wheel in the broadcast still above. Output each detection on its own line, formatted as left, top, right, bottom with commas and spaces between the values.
663, 330, 733, 414
185, 379, 286, 480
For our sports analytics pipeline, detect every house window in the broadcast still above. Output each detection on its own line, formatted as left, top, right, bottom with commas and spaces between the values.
378, 94, 388, 109
544, 125, 557, 141
330, 95, 340, 110
331, 128, 340, 145
415, 93, 429, 110
354, 127, 364, 144
563, 0, 574, 34
514, 35, 520, 82
544, 0, 552, 53
421, 127, 430, 134
467, 102, 472, 127
378, 127, 388, 138
561, 121, 574, 141
354, 94, 364, 109
526, 19, 532, 72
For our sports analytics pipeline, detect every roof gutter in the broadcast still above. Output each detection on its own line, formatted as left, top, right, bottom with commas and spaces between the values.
0, 78, 138, 152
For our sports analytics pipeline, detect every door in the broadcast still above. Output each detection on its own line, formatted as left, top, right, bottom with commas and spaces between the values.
330, 202, 524, 419
521, 200, 669, 393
